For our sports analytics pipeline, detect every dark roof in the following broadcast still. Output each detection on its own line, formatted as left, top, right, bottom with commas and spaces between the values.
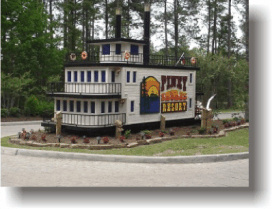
87, 38, 146, 45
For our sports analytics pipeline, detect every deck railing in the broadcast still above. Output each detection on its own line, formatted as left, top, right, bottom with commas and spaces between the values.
47, 82, 121, 94
65, 52, 198, 67
43, 113, 126, 127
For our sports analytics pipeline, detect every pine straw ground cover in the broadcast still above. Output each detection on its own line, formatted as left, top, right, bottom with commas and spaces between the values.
1, 128, 249, 157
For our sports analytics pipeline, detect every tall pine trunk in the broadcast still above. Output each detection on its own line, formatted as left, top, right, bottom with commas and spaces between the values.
212, 0, 217, 55
245, 0, 249, 121
105, 0, 108, 39
174, 0, 178, 60
207, 0, 211, 54
227, 0, 232, 107
164, 0, 168, 57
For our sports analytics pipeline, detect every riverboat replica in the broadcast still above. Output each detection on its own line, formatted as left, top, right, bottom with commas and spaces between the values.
42, 3, 203, 133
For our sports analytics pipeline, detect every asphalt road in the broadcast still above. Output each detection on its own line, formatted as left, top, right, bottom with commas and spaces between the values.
1, 112, 248, 187
1, 153, 249, 187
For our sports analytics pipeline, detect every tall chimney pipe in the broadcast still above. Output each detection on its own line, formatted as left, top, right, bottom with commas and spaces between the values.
115, 7, 121, 39
143, 3, 150, 65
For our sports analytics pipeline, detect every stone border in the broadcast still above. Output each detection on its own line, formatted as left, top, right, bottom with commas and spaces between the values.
1, 147, 249, 164
8, 123, 249, 150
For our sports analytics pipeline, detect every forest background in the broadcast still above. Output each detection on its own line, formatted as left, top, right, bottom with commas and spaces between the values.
1, 0, 249, 120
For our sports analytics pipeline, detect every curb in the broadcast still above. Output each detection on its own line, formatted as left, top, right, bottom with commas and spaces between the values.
1, 121, 42, 126
1, 147, 249, 164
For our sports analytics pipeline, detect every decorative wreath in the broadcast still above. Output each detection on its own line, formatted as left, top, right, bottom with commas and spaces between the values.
70, 53, 76, 61
181, 58, 186, 65
190, 57, 196, 65
81, 51, 88, 60
124, 51, 130, 60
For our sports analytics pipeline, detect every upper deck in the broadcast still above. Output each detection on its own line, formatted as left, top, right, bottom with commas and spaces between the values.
64, 51, 199, 70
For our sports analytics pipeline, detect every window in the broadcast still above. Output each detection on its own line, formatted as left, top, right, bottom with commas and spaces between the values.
131, 101, 134, 112
190, 73, 193, 83
91, 102, 95, 113
76, 101, 81, 112
68, 71, 71, 82
94, 71, 99, 82
102, 44, 110, 55
102, 71, 106, 82
111, 71, 115, 82
84, 101, 88, 113
115, 101, 119, 113
56, 100, 60, 111
63, 100, 67, 111
133, 71, 137, 83
131, 44, 139, 55
108, 101, 112, 113
81, 71, 84, 82
116, 44, 121, 55
74, 71, 77, 82
101, 102, 105, 113
87, 71, 91, 82
189, 98, 192, 108
127, 71, 130, 83
70, 101, 74, 112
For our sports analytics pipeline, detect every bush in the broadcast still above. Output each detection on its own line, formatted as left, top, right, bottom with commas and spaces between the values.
198, 127, 206, 134
37, 100, 54, 117
143, 130, 151, 135
119, 135, 125, 142
124, 130, 131, 139
25, 95, 39, 116
159, 132, 165, 137
70, 137, 77, 144
9, 107, 21, 117
1, 108, 9, 117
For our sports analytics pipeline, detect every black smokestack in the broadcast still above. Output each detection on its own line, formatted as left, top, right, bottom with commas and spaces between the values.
143, 3, 150, 65
115, 7, 121, 39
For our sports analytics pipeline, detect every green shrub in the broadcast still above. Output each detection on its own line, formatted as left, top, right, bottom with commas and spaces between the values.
37, 100, 54, 117
25, 95, 39, 116
124, 130, 131, 139
1, 109, 9, 117
143, 130, 151, 135
198, 127, 206, 134
9, 107, 21, 117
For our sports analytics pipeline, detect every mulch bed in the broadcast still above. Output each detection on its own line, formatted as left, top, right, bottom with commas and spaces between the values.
1, 116, 43, 122
20, 120, 225, 145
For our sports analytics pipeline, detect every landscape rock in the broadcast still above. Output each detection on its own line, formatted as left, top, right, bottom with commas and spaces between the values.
146, 138, 162, 144
127, 142, 138, 148
59, 143, 70, 148
136, 140, 149, 145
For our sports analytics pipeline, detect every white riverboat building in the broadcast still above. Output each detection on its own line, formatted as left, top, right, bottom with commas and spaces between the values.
42, 3, 203, 133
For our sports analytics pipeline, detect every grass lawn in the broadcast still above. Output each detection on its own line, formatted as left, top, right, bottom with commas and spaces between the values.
1, 129, 249, 156
215, 109, 244, 113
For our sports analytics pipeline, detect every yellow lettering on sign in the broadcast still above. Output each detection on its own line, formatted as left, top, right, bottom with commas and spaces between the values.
179, 103, 182, 111
183, 102, 186, 111
171, 103, 175, 111
175, 103, 179, 111
162, 103, 166, 113
167, 103, 171, 112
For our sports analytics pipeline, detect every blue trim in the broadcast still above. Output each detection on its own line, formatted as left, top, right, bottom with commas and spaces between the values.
131, 44, 139, 55
131, 101, 134, 112
63, 100, 67, 111
94, 71, 98, 82
91, 102, 95, 113
108, 101, 112, 113
76, 101, 81, 112
74, 71, 77, 82
101, 102, 105, 113
111, 71, 115, 82
115, 101, 119, 113
189, 98, 192, 108
102, 71, 106, 82
116, 44, 121, 55
190, 73, 193, 83
84, 101, 88, 113
70, 101, 74, 112
133, 71, 136, 83
68, 71, 71, 82
87, 71, 91, 82
127, 71, 130, 83
81, 71, 84, 82
102, 44, 110, 55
